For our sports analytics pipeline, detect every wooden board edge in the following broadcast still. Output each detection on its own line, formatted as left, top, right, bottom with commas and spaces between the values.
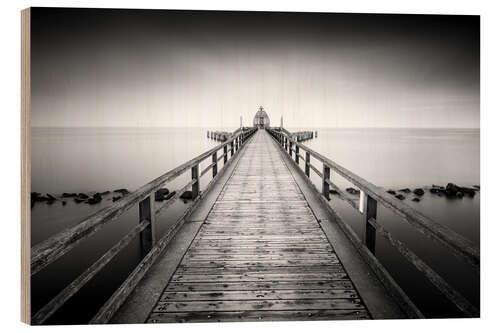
21, 7, 31, 325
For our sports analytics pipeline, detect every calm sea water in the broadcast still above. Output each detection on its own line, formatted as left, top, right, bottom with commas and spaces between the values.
31, 127, 479, 323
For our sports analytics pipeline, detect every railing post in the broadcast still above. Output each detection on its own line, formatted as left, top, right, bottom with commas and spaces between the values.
305, 152, 310, 177
191, 163, 199, 199
365, 195, 377, 254
139, 193, 156, 254
223, 144, 228, 165
231, 140, 234, 157
289, 141, 293, 157
212, 151, 218, 178
295, 145, 299, 164
322, 164, 330, 200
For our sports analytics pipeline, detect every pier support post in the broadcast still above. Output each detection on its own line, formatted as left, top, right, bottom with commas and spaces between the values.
212, 152, 218, 178
365, 195, 377, 254
289, 141, 293, 157
322, 164, 330, 200
230, 140, 234, 157
191, 164, 199, 199
139, 193, 156, 254
295, 145, 300, 164
305, 152, 310, 177
223, 145, 228, 165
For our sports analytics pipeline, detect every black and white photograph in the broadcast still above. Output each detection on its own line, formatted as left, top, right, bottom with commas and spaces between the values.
18, 5, 484, 327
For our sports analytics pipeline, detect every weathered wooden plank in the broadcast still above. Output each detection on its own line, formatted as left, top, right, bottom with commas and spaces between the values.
153, 299, 364, 312
187, 247, 332, 254
176, 265, 343, 275
147, 309, 370, 323
179, 259, 340, 267
159, 289, 358, 301
165, 280, 355, 292
171, 272, 349, 282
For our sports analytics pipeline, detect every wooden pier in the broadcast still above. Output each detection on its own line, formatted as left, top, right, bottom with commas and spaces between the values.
29, 126, 479, 324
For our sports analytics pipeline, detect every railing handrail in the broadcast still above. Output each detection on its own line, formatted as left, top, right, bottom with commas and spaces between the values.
31, 126, 257, 324
31, 128, 254, 275
267, 127, 478, 318
271, 127, 479, 268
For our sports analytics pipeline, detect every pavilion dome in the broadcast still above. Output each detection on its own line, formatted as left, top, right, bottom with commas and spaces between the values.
253, 107, 270, 128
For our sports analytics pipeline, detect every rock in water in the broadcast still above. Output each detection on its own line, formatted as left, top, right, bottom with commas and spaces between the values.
413, 188, 424, 196
399, 188, 411, 193
445, 183, 476, 198
459, 186, 476, 197
395, 194, 405, 200
112, 196, 121, 202
86, 197, 101, 205
412, 197, 420, 202
445, 183, 460, 197
180, 191, 193, 200
165, 191, 176, 200
155, 188, 170, 201
345, 188, 360, 195
62, 192, 78, 198
78, 193, 89, 199
114, 189, 130, 195
46, 193, 57, 201
473, 185, 480, 190
387, 190, 396, 195
91, 193, 103, 203
329, 189, 339, 195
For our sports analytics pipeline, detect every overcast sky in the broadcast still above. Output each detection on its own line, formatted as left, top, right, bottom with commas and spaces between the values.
31, 8, 479, 128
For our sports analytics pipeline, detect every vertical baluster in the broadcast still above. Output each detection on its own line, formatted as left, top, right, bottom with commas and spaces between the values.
305, 152, 310, 177
223, 144, 228, 164
191, 164, 199, 199
365, 195, 377, 253
322, 164, 330, 200
289, 141, 293, 157
212, 151, 217, 178
231, 140, 234, 157
295, 145, 300, 164
139, 193, 156, 254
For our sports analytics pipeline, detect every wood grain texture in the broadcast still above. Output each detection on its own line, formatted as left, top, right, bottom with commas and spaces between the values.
147, 130, 370, 323
21, 7, 31, 324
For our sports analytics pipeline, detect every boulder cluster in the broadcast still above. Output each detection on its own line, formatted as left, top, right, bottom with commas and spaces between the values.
326, 183, 479, 205
31, 186, 197, 208
384, 183, 479, 202
31, 188, 131, 208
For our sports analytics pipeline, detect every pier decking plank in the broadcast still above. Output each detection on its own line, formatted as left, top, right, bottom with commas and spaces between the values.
146, 130, 371, 323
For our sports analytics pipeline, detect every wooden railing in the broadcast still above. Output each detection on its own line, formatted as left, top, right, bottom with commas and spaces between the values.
267, 127, 479, 318
30, 127, 257, 325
